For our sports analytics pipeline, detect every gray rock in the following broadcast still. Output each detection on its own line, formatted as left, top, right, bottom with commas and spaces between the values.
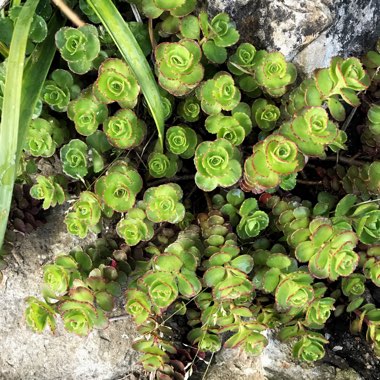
204, 332, 362, 380
207, 0, 379, 74
294, 0, 380, 74
206, 349, 264, 380
262, 333, 362, 380
0, 207, 143, 380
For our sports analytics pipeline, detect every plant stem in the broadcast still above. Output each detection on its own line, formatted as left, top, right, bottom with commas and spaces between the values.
52, 0, 85, 27
322, 156, 368, 166
204, 192, 212, 212
109, 314, 129, 322
148, 18, 156, 53
297, 179, 323, 186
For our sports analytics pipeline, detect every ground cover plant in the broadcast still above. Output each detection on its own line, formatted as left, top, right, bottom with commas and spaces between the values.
0, 0, 379, 378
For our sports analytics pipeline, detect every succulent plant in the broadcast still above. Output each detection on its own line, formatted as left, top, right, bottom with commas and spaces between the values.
236, 198, 269, 240
139, 0, 196, 19
25, 297, 56, 333
155, 39, 204, 96
30, 176, 65, 210
251, 98, 280, 132
42, 69, 79, 112
227, 42, 257, 75
364, 257, 380, 287
93, 58, 140, 108
342, 162, 380, 199
55, 24, 100, 74
267, 196, 360, 281
60, 139, 89, 179
59, 299, 108, 336
194, 139, 242, 192
95, 161, 143, 213
116, 208, 154, 246
125, 289, 152, 324
275, 272, 314, 315
292, 332, 328, 362
67, 91, 108, 136
143, 183, 185, 223
254, 51, 297, 97
279, 107, 341, 157
197, 72, 241, 115
25, 118, 59, 158
242, 134, 304, 194
305, 297, 335, 328
103, 109, 146, 149
333, 195, 380, 245
148, 152, 179, 178
200, 12, 240, 63
205, 112, 252, 146
64, 191, 102, 238
20, 4, 380, 369
361, 104, 380, 151
177, 96, 200, 122
166, 125, 198, 158
342, 274, 366, 298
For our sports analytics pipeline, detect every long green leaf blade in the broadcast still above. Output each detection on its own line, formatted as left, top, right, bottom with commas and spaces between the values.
0, 0, 40, 250
17, 12, 63, 160
86, 0, 165, 151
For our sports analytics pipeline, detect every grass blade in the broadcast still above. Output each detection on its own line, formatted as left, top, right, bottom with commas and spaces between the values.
0, 0, 62, 249
0, 0, 40, 250
17, 12, 63, 160
86, 0, 165, 152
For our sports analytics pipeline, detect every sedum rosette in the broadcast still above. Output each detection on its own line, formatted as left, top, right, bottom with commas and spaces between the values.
194, 139, 242, 192
293, 333, 328, 362
30, 176, 65, 210
25, 117, 67, 159
116, 208, 154, 247
95, 161, 143, 213
143, 183, 185, 224
25, 297, 56, 333
166, 125, 198, 158
55, 24, 100, 74
155, 39, 204, 96
237, 198, 269, 240
316, 57, 370, 104
64, 191, 102, 238
103, 109, 146, 149
67, 91, 108, 136
275, 272, 314, 315
93, 58, 140, 109
42, 69, 79, 112
148, 152, 179, 178
197, 72, 241, 115
60, 139, 89, 179
177, 96, 200, 122
227, 42, 256, 75
279, 107, 340, 157
305, 297, 335, 328
200, 12, 240, 63
254, 51, 297, 97
205, 112, 252, 146
59, 300, 108, 336
251, 98, 280, 132
241, 134, 305, 194
139, 0, 196, 19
